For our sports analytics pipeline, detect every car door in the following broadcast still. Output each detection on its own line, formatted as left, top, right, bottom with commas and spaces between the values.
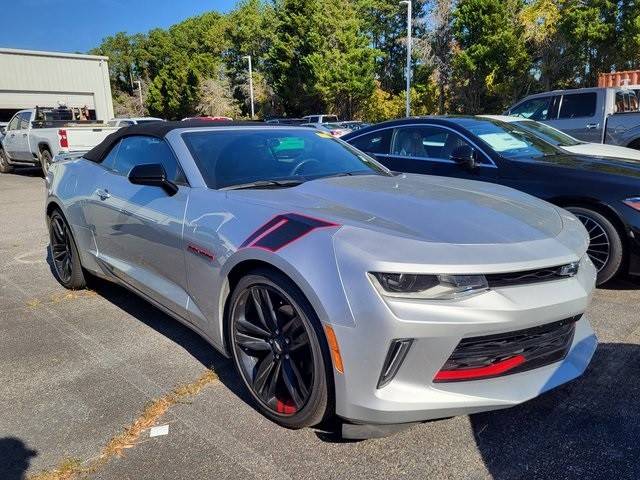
507, 95, 559, 122
2, 114, 21, 158
12, 111, 33, 161
546, 91, 602, 142
89, 135, 192, 319
353, 124, 497, 182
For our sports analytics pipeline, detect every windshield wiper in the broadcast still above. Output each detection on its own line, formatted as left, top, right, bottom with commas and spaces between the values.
222, 179, 304, 191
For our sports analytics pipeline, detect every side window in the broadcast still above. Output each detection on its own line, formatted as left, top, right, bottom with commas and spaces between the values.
350, 130, 392, 155
391, 126, 488, 164
7, 115, 20, 131
615, 91, 638, 113
308, 116, 319, 123
18, 112, 32, 129
107, 120, 117, 127
510, 97, 552, 120
558, 92, 597, 119
103, 136, 187, 185
100, 140, 121, 171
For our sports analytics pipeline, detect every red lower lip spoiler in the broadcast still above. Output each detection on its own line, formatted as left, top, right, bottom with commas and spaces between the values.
434, 354, 526, 382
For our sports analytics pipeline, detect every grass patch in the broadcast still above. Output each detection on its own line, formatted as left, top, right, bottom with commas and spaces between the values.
29, 369, 218, 480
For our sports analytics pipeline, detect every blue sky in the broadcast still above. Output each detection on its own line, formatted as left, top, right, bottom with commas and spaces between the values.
0, 0, 237, 54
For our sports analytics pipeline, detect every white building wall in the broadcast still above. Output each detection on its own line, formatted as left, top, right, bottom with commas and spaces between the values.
0, 48, 114, 120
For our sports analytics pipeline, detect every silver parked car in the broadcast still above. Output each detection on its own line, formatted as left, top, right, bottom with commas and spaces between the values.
45, 122, 597, 436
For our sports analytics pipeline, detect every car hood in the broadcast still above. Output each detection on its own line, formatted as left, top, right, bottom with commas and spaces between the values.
530, 152, 640, 179
231, 173, 564, 244
562, 143, 640, 162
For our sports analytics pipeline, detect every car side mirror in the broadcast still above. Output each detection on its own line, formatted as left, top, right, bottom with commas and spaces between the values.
450, 145, 478, 170
128, 163, 178, 196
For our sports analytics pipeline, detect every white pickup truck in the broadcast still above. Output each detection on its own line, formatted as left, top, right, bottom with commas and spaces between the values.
0, 107, 119, 175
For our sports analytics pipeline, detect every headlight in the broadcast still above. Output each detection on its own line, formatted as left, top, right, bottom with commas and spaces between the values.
623, 197, 640, 212
370, 272, 489, 300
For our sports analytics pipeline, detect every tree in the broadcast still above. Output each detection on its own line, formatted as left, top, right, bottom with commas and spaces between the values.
414, 0, 455, 113
146, 62, 200, 119
617, 0, 640, 71
197, 73, 241, 118
452, 0, 531, 113
356, 0, 429, 94
306, 1, 377, 118
560, 0, 618, 86
266, 0, 322, 116
225, 0, 277, 116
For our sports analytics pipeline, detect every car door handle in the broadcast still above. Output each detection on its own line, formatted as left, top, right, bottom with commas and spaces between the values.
585, 123, 600, 130
22, 133, 27, 137
96, 189, 111, 200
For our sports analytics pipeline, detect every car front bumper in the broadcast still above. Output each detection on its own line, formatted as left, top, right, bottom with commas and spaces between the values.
331, 255, 597, 425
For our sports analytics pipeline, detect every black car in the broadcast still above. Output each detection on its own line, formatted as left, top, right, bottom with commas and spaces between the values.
343, 116, 640, 285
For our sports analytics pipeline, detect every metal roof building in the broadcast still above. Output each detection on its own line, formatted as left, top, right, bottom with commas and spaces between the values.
0, 48, 114, 123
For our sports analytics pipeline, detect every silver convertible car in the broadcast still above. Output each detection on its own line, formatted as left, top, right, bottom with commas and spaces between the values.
45, 122, 597, 437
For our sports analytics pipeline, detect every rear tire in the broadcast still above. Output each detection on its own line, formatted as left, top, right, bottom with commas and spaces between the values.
0, 148, 13, 174
47, 209, 86, 290
566, 206, 623, 285
40, 149, 53, 176
227, 268, 332, 429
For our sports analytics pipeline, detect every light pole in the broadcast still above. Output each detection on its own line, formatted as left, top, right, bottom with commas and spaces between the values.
133, 80, 144, 113
243, 55, 255, 119
400, 0, 412, 117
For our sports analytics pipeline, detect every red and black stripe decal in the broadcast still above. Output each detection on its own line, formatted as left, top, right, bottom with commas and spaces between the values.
240, 213, 339, 252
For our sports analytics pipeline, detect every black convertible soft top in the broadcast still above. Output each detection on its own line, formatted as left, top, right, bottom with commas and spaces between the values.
84, 120, 278, 163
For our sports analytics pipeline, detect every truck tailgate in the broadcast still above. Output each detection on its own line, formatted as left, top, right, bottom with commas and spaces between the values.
64, 126, 119, 151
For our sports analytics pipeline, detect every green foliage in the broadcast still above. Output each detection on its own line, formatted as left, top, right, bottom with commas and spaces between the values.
146, 63, 200, 119
92, 0, 640, 121
452, 0, 531, 113
306, 1, 377, 118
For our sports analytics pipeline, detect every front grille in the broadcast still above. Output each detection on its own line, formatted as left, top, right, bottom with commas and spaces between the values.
434, 315, 580, 383
485, 263, 578, 288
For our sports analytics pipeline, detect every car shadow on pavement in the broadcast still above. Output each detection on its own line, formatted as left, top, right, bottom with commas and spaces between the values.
87, 278, 256, 405
0, 437, 38, 480
471, 342, 639, 480
4, 167, 42, 178
598, 275, 640, 291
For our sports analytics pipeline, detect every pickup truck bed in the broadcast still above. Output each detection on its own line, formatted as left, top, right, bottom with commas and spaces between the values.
0, 108, 118, 174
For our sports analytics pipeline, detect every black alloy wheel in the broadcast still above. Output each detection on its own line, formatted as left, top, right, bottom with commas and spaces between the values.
48, 210, 86, 289
228, 269, 331, 428
567, 207, 623, 285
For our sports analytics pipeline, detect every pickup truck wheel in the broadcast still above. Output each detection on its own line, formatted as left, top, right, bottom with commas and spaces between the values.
566, 207, 623, 285
40, 149, 53, 176
0, 149, 13, 174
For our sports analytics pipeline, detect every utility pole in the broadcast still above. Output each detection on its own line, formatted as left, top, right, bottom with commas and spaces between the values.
400, 0, 412, 117
243, 55, 255, 119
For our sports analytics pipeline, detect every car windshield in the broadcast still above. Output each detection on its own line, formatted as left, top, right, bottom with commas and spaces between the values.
461, 119, 561, 159
513, 120, 583, 147
182, 128, 391, 189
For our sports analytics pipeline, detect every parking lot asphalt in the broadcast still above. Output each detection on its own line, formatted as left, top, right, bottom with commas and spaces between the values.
0, 170, 638, 480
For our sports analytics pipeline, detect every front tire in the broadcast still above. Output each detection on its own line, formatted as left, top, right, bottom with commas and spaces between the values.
0, 148, 13, 174
227, 268, 331, 429
48, 210, 86, 290
566, 206, 623, 285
